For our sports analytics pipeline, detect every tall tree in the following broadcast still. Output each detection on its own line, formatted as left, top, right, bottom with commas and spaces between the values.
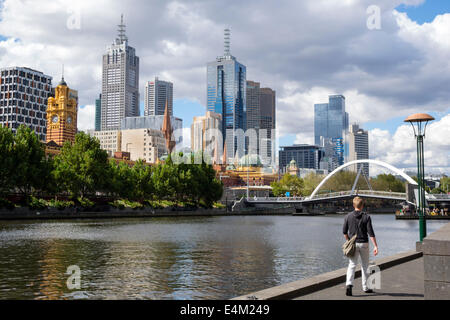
271, 174, 304, 197
0, 126, 15, 197
13, 125, 50, 199
53, 132, 109, 200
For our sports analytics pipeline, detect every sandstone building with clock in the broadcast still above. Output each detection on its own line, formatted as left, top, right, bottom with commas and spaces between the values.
46, 76, 78, 146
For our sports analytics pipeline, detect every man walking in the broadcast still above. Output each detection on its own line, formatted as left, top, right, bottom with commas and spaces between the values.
343, 197, 378, 296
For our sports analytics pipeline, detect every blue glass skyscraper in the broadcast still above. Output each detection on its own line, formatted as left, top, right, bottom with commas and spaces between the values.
207, 29, 246, 161
314, 95, 349, 166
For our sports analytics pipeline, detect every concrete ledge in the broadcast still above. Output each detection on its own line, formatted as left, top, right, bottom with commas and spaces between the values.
232, 250, 423, 300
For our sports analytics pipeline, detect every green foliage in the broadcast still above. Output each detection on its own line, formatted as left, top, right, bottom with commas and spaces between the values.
53, 132, 109, 199
371, 174, 405, 192
431, 188, 442, 194
1, 130, 224, 209
109, 199, 144, 210
271, 174, 304, 197
302, 172, 325, 196
440, 177, 449, 193
27, 196, 48, 210
13, 126, 51, 198
47, 199, 75, 210
0, 126, 15, 197
77, 197, 95, 208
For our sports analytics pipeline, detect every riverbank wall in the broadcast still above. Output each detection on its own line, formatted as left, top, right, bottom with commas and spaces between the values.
0, 206, 295, 221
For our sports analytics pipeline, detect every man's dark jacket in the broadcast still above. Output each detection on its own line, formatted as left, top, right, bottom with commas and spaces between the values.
343, 210, 375, 243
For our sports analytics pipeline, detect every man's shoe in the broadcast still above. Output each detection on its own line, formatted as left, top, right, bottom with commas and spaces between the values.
346, 285, 353, 296
364, 289, 374, 294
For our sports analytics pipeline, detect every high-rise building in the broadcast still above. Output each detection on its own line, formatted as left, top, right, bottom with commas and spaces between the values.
279, 144, 322, 173
245, 81, 276, 165
101, 15, 139, 131
207, 29, 246, 162
95, 94, 101, 131
0, 67, 53, 141
259, 87, 276, 164
348, 123, 369, 176
191, 111, 222, 153
46, 76, 78, 146
144, 77, 173, 116
314, 95, 349, 167
246, 80, 260, 133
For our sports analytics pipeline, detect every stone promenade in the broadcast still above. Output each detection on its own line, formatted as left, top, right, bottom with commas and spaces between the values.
295, 257, 424, 300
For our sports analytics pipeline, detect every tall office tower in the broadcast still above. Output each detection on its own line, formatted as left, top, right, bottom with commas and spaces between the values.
191, 111, 222, 153
207, 29, 246, 162
348, 123, 369, 176
95, 94, 101, 131
245, 81, 276, 165
101, 15, 140, 131
145, 77, 173, 116
0, 67, 52, 141
314, 95, 349, 166
259, 87, 276, 164
246, 80, 260, 133
46, 76, 78, 146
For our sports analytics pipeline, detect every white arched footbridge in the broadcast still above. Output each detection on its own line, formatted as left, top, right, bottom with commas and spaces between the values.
244, 160, 449, 205
308, 159, 417, 199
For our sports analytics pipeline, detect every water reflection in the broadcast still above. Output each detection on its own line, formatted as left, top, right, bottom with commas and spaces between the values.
0, 216, 446, 300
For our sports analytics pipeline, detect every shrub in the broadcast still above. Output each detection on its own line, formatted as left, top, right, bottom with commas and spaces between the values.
48, 199, 75, 210
77, 197, 95, 208
28, 196, 47, 210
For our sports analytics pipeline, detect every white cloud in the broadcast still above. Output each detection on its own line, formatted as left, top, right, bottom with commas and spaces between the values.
369, 114, 450, 173
77, 105, 95, 132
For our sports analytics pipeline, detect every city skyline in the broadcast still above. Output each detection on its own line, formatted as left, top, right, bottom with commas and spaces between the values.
0, 0, 449, 175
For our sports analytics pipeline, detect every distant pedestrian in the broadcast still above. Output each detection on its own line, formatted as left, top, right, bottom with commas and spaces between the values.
343, 197, 379, 296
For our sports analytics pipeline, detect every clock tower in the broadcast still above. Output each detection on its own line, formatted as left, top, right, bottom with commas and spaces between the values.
46, 76, 78, 146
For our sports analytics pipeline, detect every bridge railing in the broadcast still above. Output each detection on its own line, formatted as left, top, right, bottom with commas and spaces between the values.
246, 190, 408, 203
426, 194, 450, 200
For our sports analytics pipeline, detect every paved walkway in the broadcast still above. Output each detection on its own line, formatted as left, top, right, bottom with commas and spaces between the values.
295, 257, 424, 300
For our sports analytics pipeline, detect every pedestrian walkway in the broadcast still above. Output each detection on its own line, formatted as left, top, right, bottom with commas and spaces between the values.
295, 257, 424, 300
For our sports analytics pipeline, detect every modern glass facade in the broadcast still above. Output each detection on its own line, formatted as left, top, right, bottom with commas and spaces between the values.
279, 144, 321, 172
207, 55, 246, 161
314, 95, 349, 167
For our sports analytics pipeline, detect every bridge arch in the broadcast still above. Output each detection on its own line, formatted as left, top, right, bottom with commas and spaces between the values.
308, 160, 417, 199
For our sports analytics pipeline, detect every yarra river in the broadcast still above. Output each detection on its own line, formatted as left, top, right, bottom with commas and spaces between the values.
0, 214, 446, 300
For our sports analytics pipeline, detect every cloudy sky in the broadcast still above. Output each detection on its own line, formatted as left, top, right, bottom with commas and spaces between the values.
0, 0, 449, 175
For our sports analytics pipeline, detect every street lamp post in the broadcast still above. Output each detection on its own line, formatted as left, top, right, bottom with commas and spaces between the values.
404, 113, 435, 242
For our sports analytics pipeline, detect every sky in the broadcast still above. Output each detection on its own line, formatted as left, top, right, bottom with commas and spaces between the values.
0, 0, 449, 175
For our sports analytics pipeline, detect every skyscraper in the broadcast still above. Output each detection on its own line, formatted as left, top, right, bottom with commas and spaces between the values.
0, 67, 52, 141
246, 80, 260, 133
207, 29, 246, 162
101, 15, 139, 131
348, 123, 369, 176
245, 81, 276, 165
259, 87, 276, 164
314, 95, 349, 167
144, 77, 173, 116
95, 94, 101, 131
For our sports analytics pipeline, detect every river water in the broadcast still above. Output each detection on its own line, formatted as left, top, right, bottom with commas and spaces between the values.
0, 214, 446, 300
